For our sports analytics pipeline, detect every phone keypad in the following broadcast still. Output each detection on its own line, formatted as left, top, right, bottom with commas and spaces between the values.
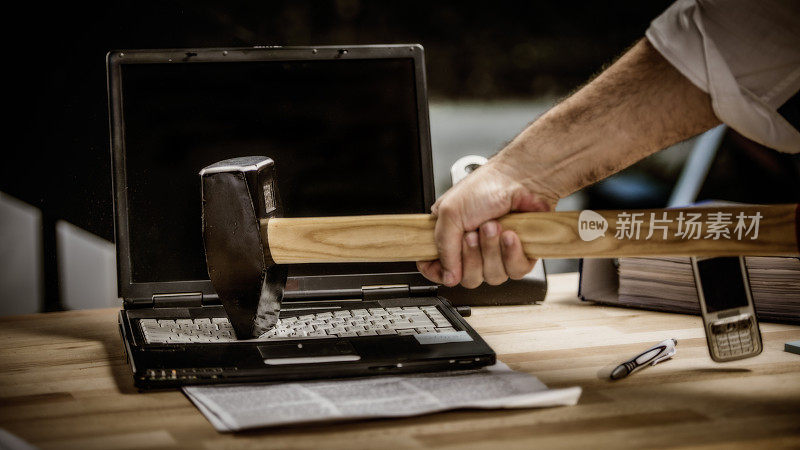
711, 319, 756, 358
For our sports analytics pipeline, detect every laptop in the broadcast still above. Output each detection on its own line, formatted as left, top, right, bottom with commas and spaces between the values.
107, 45, 496, 389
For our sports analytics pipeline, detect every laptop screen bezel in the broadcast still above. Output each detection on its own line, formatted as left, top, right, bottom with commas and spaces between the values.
107, 45, 435, 302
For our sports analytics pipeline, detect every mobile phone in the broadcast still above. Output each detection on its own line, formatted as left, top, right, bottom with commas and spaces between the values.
690, 256, 763, 362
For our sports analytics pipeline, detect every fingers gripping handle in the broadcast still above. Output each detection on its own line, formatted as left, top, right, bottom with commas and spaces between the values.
263, 204, 800, 263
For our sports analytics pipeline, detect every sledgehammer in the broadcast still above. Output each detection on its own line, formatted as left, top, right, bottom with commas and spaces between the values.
200, 156, 799, 338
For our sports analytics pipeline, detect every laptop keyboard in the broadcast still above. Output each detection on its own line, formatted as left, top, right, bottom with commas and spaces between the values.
139, 306, 456, 344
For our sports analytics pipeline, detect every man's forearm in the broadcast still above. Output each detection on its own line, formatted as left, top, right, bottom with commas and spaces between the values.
493, 38, 720, 200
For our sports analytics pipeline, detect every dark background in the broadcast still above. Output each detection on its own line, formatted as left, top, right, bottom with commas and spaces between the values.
3, 0, 673, 242
3, 0, 797, 311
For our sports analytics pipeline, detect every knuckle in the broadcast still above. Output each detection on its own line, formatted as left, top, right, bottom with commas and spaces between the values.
482, 264, 508, 286
507, 270, 528, 280
503, 261, 524, 278
494, 188, 512, 206
479, 238, 500, 254
437, 201, 458, 218
461, 278, 482, 289
421, 270, 440, 283
461, 263, 481, 286
485, 274, 508, 286
507, 260, 535, 280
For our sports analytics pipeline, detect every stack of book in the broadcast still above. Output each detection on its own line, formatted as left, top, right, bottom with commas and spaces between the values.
616, 256, 800, 324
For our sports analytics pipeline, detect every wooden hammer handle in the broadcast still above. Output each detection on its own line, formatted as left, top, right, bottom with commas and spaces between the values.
263, 204, 800, 264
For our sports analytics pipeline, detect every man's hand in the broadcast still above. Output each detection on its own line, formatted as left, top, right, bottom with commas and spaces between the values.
417, 39, 719, 288
416, 162, 556, 287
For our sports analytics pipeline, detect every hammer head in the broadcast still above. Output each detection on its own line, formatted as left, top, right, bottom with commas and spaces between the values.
200, 156, 287, 339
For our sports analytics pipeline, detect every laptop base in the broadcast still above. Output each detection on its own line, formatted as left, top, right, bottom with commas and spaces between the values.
120, 297, 495, 390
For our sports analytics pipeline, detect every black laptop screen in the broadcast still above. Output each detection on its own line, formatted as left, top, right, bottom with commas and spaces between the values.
121, 58, 424, 283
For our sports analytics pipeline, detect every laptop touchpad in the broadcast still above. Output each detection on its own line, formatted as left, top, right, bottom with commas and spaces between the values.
258, 341, 360, 365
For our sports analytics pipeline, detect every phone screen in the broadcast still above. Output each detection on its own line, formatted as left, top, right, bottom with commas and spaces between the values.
697, 257, 750, 313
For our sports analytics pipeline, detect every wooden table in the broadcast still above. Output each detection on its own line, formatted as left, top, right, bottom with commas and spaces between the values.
1, 273, 798, 449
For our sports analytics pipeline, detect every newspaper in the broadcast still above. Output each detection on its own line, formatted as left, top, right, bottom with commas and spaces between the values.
183, 362, 581, 431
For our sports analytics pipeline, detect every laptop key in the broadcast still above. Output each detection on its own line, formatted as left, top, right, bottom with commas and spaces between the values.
141, 305, 456, 344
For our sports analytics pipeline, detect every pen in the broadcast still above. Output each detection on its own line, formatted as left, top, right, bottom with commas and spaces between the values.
610, 338, 677, 380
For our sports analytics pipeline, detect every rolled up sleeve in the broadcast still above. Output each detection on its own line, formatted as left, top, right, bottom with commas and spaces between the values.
646, 0, 800, 153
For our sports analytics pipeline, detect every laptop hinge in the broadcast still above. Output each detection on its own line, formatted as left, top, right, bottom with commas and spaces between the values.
361, 284, 410, 301
152, 292, 204, 308
361, 284, 439, 301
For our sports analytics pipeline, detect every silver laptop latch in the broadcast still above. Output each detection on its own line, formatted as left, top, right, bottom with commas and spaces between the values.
152, 292, 203, 308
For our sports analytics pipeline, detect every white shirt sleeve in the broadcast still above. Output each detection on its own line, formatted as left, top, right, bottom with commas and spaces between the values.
646, 0, 800, 153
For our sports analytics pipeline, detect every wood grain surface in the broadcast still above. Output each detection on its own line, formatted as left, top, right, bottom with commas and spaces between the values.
1, 273, 799, 449
265, 204, 799, 263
